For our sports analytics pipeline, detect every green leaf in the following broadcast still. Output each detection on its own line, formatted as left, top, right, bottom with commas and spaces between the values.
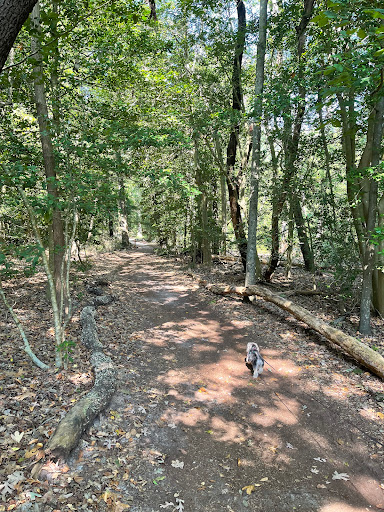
312, 14, 330, 27
357, 28, 366, 39
374, 49, 384, 57
363, 8, 384, 19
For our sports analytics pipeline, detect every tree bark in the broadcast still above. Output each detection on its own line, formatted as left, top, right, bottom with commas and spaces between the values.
194, 138, 212, 265
45, 305, 117, 457
292, 193, 315, 272
245, 0, 267, 285
119, 176, 130, 249
31, 2, 66, 366
147, 0, 157, 20
337, 93, 366, 261
220, 172, 227, 255
0, 0, 38, 72
359, 97, 384, 334
116, 153, 130, 249
191, 276, 384, 380
285, 198, 294, 278
226, 0, 247, 271
318, 94, 337, 229
373, 194, 384, 315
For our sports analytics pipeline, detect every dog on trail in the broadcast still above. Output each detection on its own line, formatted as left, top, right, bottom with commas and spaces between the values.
245, 342, 264, 378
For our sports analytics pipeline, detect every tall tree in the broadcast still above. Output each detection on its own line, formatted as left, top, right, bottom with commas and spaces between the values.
245, 0, 268, 286
31, 1, 66, 366
264, 0, 316, 281
226, 0, 248, 271
359, 97, 384, 334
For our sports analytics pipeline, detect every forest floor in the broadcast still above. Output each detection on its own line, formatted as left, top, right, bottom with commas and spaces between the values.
1, 243, 384, 512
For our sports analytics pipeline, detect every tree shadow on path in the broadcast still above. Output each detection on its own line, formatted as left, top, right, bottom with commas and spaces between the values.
82, 247, 384, 512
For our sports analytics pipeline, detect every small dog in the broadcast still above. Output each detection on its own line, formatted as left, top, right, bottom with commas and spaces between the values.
245, 342, 264, 378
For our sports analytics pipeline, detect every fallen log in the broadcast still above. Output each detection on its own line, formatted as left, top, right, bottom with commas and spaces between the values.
192, 276, 384, 380
45, 305, 117, 457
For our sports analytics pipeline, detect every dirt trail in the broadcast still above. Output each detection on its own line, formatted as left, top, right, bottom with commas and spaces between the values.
71, 245, 384, 512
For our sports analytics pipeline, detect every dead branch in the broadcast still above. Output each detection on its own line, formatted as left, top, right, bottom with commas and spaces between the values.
45, 305, 117, 458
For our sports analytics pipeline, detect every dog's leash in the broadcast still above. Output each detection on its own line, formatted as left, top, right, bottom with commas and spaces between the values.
263, 359, 278, 372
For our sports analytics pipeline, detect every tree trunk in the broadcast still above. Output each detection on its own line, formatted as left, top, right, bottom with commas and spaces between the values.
194, 138, 212, 265
245, 0, 267, 286
31, 2, 66, 366
147, 0, 157, 20
359, 97, 384, 334
119, 177, 130, 249
212, 132, 228, 255
0, 0, 38, 72
0, 278, 48, 370
286, 199, 294, 278
226, 0, 247, 271
108, 215, 114, 238
373, 195, 384, 316
338, 93, 366, 261
115, 152, 130, 248
318, 94, 337, 229
264, 136, 281, 281
220, 172, 227, 255
292, 193, 315, 272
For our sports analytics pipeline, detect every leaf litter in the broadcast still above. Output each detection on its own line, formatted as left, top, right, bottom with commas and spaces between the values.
0, 247, 384, 510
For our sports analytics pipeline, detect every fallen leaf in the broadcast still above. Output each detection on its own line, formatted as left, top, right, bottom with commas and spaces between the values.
198, 387, 207, 393
332, 471, 349, 481
114, 501, 131, 512
11, 392, 35, 401
171, 460, 184, 469
25, 447, 39, 459
260, 477, 268, 482
159, 502, 174, 509
10, 431, 24, 443
242, 485, 255, 495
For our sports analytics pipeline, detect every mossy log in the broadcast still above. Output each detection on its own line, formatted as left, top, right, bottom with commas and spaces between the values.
46, 305, 117, 457
192, 276, 384, 380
